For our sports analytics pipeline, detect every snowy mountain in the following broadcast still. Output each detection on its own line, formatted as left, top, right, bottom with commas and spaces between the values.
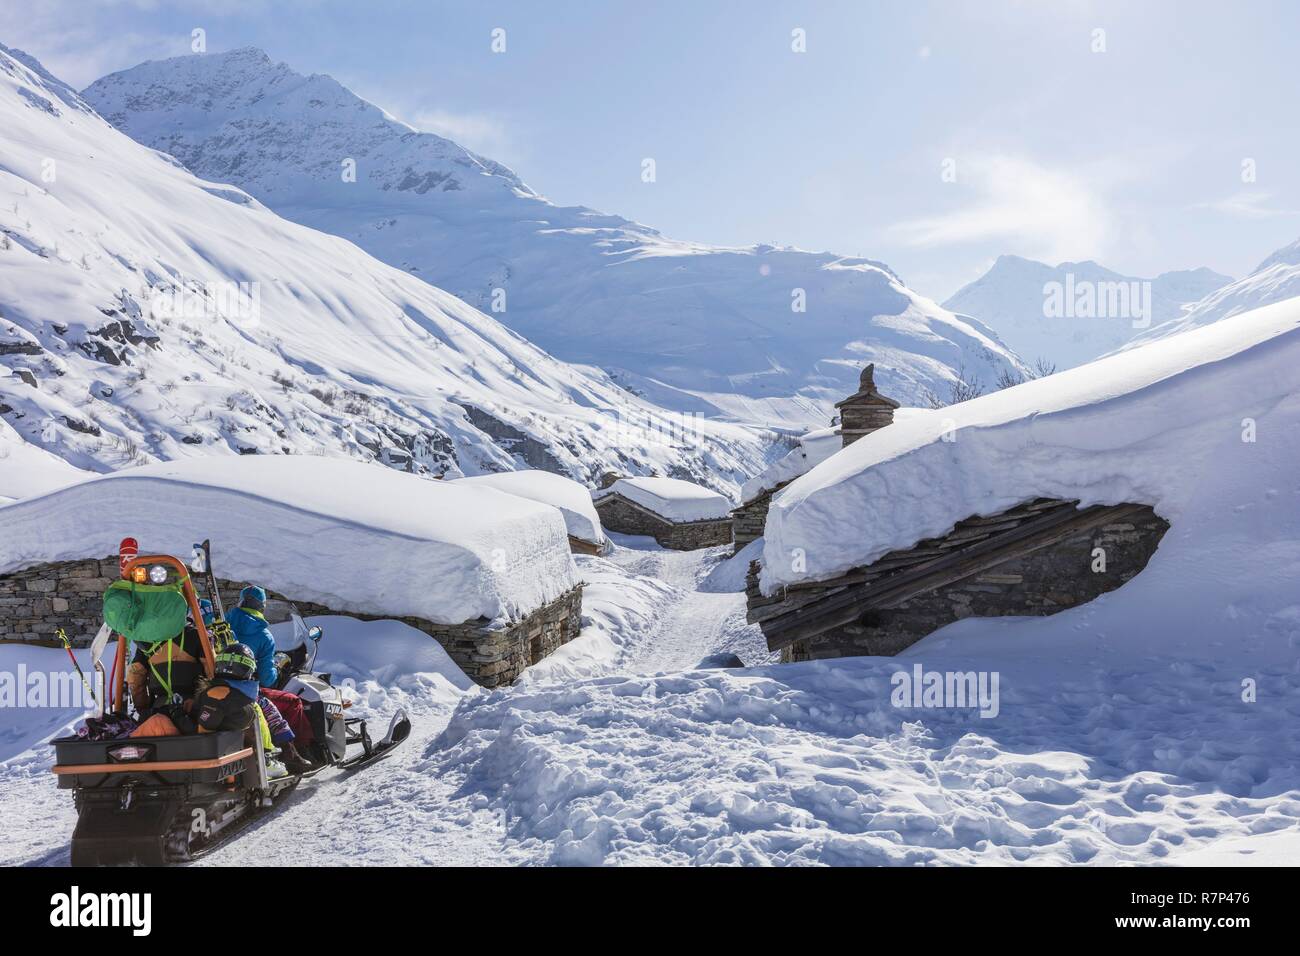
82, 47, 1028, 426
0, 43, 770, 494
943, 255, 1230, 369
1122, 235, 1300, 350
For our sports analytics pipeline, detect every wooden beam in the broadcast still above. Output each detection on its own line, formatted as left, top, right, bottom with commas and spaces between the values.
762, 502, 1146, 650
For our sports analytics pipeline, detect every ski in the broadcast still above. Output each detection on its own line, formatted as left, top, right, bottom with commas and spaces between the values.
192, 538, 233, 648
336, 710, 411, 771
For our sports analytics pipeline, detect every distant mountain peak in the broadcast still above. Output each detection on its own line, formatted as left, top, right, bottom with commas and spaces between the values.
945, 256, 1231, 369
1124, 234, 1300, 350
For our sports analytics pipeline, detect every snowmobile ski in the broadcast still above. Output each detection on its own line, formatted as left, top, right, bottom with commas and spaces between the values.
335, 709, 411, 771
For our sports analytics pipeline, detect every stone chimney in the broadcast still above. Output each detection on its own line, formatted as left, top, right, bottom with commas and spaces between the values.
834, 364, 900, 448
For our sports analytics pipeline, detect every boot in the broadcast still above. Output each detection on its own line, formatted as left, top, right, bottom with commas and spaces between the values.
278, 741, 315, 775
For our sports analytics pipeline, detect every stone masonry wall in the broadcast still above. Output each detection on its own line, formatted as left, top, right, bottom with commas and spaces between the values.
839, 405, 895, 447
731, 487, 775, 554
595, 494, 732, 551
0, 556, 583, 689
776, 513, 1168, 662
0, 556, 120, 646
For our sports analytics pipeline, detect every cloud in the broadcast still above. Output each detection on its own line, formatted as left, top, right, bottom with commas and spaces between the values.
1193, 190, 1300, 220
0, 2, 189, 88
408, 108, 513, 160
889, 154, 1114, 264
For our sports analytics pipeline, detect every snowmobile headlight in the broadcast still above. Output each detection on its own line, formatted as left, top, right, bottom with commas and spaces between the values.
148, 564, 168, 585
131, 567, 148, 584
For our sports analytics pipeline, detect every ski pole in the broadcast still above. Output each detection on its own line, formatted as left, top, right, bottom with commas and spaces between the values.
56, 628, 99, 709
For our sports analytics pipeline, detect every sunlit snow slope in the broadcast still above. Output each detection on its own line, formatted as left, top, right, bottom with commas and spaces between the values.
84, 47, 1027, 426
0, 43, 767, 493
1123, 235, 1300, 350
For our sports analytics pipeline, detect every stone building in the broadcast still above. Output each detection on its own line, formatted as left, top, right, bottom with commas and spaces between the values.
594, 476, 733, 550
0, 456, 586, 688
731, 365, 899, 554
0, 556, 581, 688
747, 498, 1169, 661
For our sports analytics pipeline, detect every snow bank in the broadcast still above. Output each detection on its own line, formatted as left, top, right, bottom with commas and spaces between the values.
763, 300, 1300, 661
0, 421, 88, 502
597, 476, 733, 522
700, 538, 763, 594
0, 456, 577, 625
425, 651, 1300, 865
0, 644, 89, 763
455, 470, 603, 546
513, 555, 676, 686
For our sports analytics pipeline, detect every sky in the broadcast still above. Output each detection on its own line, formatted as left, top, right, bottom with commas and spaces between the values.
4, 0, 1300, 301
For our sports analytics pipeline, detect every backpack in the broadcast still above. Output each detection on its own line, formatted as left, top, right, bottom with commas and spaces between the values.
102, 579, 190, 647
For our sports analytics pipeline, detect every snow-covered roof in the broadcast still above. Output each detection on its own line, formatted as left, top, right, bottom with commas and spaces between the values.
455, 470, 603, 545
0, 456, 577, 626
595, 476, 733, 523
740, 427, 842, 504
762, 299, 1300, 659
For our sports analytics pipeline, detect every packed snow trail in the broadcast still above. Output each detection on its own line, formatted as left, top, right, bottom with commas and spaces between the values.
3, 543, 1299, 867
603, 535, 768, 673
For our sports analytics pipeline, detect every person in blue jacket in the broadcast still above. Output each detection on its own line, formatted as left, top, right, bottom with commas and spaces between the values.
225, 586, 279, 687
226, 586, 314, 773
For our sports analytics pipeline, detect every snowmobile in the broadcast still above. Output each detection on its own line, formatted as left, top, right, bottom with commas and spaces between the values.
50, 544, 411, 866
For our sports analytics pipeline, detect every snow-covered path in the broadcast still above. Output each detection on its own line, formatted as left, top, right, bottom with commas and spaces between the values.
4, 537, 1299, 867
603, 535, 762, 673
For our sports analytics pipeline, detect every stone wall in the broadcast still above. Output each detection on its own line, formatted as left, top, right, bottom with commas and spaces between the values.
284, 585, 584, 688
0, 556, 583, 689
731, 487, 776, 554
595, 494, 732, 550
767, 511, 1168, 662
0, 556, 119, 646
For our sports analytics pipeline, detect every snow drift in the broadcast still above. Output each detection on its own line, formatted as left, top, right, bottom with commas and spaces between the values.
426, 651, 1300, 865
764, 298, 1300, 661
0, 456, 577, 625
